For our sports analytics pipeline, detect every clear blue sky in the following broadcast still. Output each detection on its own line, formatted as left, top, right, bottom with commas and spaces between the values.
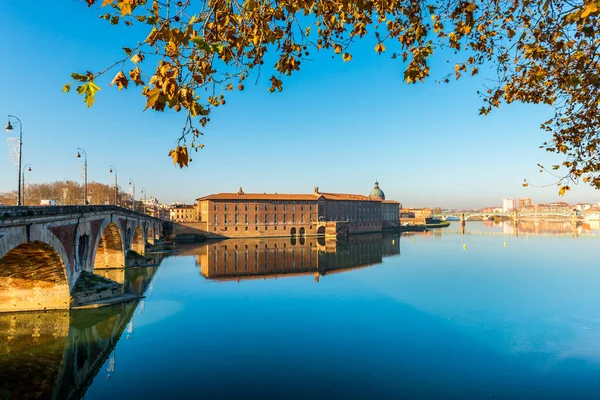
1, 1, 598, 209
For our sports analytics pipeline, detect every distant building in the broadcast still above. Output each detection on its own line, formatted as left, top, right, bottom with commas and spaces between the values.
170, 204, 197, 222
518, 198, 532, 208
399, 207, 433, 225
195, 182, 399, 238
502, 198, 517, 212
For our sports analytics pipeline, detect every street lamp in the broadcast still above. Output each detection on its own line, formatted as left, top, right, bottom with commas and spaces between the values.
5, 115, 23, 206
76, 148, 88, 205
22, 164, 32, 205
109, 165, 118, 206
140, 188, 147, 214
128, 179, 135, 211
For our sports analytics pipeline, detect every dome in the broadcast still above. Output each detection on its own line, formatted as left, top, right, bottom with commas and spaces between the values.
369, 181, 385, 200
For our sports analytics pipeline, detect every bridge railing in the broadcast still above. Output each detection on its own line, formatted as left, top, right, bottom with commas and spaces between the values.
0, 205, 166, 222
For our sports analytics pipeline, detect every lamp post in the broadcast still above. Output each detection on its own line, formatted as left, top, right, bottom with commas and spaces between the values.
128, 179, 135, 211
5, 115, 23, 206
76, 148, 88, 205
140, 188, 147, 214
109, 165, 118, 206
22, 164, 32, 205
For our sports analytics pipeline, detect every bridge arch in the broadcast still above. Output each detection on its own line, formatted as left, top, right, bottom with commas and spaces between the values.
130, 225, 145, 256
147, 224, 155, 245
317, 226, 326, 235
93, 221, 125, 269
0, 241, 70, 312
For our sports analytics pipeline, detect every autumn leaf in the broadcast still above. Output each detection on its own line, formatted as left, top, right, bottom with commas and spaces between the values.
62, 84, 71, 93
334, 44, 342, 54
129, 66, 144, 86
168, 145, 189, 168
109, 70, 129, 90
76, 81, 101, 107
342, 53, 352, 62
375, 43, 386, 53
144, 87, 161, 109
558, 185, 571, 196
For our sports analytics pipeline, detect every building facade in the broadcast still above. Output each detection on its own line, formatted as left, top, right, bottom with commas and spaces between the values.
195, 182, 400, 238
170, 204, 197, 222
502, 198, 517, 212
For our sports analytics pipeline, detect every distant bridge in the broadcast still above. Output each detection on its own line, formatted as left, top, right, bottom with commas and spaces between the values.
440, 210, 580, 221
0, 205, 166, 312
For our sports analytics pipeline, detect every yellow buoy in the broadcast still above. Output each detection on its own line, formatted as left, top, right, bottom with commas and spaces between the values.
463, 244, 467, 250
504, 242, 507, 247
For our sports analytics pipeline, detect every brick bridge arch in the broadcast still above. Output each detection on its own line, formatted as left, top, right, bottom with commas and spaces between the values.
0, 205, 164, 312
0, 229, 72, 312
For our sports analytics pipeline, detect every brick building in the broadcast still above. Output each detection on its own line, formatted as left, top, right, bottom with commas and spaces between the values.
195, 182, 400, 238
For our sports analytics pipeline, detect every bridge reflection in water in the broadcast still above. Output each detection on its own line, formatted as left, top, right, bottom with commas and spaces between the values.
0, 265, 159, 400
190, 232, 401, 282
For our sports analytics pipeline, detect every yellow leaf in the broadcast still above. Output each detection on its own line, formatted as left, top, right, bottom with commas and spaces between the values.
375, 43, 386, 53
128, 66, 144, 86
581, 3, 598, 18
76, 81, 101, 107
334, 44, 342, 54
144, 87, 161, 109
342, 53, 352, 62
558, 185, 571, 196
109, 70, 129, 90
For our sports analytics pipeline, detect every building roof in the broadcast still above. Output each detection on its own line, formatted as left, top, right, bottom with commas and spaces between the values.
197, 190, 383, 202
382, 200, 400, 204
196, 193, 319, 201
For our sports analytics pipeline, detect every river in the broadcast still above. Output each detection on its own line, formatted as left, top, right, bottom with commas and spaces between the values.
1, 221, 600, 399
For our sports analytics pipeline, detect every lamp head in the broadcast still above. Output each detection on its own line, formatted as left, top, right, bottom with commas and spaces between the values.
5, 121, 13, 133
27, 166, 31, 172
76, 152, 81, 159
109, 168, 113, 173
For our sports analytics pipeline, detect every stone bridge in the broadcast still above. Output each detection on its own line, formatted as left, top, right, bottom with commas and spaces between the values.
0, 205, 165, 312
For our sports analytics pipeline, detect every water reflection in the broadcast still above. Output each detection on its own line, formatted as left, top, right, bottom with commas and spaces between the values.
189, 232, 400, 282
0, 266, 159, 400
445, 220, 600, 237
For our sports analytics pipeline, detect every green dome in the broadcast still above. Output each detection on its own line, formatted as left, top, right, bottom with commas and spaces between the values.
369, 181, 385, 200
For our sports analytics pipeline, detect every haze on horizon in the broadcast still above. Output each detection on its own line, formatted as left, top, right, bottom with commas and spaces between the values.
1, 1, 599, 210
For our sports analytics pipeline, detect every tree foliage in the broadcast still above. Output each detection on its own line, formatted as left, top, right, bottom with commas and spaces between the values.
72, 0, 600, 194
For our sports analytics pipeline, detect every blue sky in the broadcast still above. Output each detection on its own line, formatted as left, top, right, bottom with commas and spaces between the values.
1, 1, 598, 209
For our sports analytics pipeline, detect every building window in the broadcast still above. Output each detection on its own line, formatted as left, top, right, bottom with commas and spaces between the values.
224, 204, 228, 211
213, 214, 217, 225
310, 214, 313, 223
283, 204, 286, 211
301, 214, 305, 223
213, 203, 217, 211
274, 204, 277, 211
310, 204, 312, 211
283, 214, 286, 224
245, 204, 248, 211
301, 205, 304, 211
235, 214, 239, 224
224, 214, 228, 225
292, 204, 295, 211
292, 214, 295, 223
245, 214, 248, 224
235, 204, 238, 212
264, 204, 268, 212
274, 214, 278, 224
255, 215, 258, 224
265, 214, 269, 225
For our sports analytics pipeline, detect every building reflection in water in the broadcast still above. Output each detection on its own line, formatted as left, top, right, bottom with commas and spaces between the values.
0, 265, 159, 400
481, 220, 590, 237
194, 232, 401, 282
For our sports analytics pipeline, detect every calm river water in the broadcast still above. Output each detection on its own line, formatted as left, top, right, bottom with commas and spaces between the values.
2, 221, 600, 399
